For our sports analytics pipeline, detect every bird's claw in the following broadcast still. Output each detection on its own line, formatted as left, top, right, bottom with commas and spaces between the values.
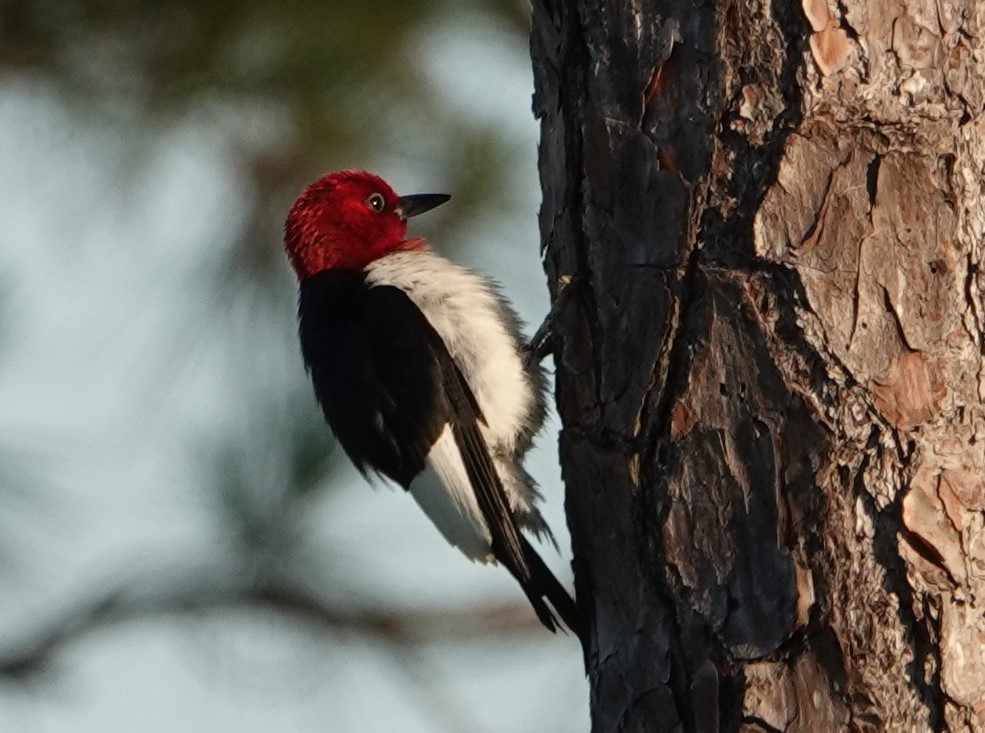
524, 275, 577, 370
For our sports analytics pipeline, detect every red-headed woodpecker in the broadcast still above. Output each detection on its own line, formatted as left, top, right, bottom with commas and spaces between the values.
284, 169, 581, 637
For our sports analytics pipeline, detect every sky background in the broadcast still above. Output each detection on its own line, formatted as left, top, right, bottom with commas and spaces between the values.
0, 3, 588, 731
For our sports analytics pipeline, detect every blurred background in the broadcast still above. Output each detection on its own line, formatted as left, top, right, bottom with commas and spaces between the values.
0, 1, 587, 731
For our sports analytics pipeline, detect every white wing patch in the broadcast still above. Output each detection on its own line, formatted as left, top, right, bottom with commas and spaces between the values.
409, 425, 493, 563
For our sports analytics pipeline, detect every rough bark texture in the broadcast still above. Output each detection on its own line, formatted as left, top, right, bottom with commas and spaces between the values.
530, 0, 985, 731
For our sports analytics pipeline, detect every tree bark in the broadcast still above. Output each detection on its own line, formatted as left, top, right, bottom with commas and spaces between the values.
530, 0, 985, 731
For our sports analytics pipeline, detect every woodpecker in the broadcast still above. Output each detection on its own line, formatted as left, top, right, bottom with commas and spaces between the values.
284, 169, 581, 637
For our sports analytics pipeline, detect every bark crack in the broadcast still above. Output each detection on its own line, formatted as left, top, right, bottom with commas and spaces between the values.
881, 285, 915, 353
848, 234, 866, 353
741, 715, 784, 733
854, 444, 946, 731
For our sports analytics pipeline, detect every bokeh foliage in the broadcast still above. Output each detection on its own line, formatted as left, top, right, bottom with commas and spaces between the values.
0, 0, 557, 681
1, 0, 529, 279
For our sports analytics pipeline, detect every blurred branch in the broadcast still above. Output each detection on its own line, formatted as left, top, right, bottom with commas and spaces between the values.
0, 568, 551, 681
385, 645, 496, 733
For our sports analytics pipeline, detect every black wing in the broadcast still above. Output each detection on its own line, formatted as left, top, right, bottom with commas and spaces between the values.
298, 269, 581, 637
299, 270, 448, 487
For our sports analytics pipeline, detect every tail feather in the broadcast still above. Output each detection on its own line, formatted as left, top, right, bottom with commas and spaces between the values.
504, 536, 582, 640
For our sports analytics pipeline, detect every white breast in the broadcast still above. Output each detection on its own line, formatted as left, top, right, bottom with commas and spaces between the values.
364, 249, 534, 452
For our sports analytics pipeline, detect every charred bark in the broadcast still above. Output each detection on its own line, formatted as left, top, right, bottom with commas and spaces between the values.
531, 0, 985, 731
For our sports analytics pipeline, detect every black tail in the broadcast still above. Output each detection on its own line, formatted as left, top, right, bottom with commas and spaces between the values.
444, 418, 583, 643
506, 536, 583, 641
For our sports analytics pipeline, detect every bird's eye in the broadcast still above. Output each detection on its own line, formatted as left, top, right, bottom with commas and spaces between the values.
367, 193, 386, 212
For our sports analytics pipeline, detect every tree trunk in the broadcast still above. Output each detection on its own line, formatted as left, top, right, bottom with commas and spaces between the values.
530, 0, 985, 731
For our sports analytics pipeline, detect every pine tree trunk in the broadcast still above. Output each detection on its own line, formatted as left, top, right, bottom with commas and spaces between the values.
530, 1, 985, 730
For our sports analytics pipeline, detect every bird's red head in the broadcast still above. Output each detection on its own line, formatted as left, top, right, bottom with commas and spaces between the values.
284, 169, 450, 279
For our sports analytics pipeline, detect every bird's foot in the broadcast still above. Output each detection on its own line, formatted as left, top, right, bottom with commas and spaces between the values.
524, 275, 577, 369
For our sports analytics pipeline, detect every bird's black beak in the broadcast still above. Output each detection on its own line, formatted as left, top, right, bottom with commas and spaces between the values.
397, 193, 450, 219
